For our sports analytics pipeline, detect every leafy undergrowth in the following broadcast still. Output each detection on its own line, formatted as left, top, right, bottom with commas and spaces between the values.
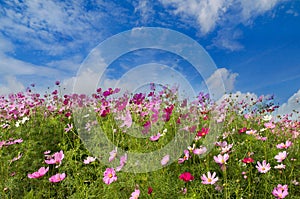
0, 83, 299, 199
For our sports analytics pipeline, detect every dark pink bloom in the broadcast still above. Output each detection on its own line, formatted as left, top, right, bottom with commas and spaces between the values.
197, 128, 209, 137
179, 172, 194, 182
49, 173, 66, 183
242, 157, 254, 164
28, 167, 49, 179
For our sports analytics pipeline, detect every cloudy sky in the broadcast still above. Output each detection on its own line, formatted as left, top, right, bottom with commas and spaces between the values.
0, 0, 299, 113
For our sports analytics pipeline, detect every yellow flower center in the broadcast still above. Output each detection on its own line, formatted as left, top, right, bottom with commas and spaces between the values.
108, 174, 113, 178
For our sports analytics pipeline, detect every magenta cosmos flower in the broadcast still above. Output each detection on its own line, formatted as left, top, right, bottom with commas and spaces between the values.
129, 189, 140, 199
214, 153, 229, 165
256, 160, 271, 173
28, 167, 49, 179
49, 173, 66, 183
274, 151, 288, 162
179, 172, 194, 182
103, 168, 117, 185
201, 171, 218, 185
45, 150, 64, 167
272, 184, 288, 199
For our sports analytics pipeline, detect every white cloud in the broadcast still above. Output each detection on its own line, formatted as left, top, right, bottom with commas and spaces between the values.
206, 68, 238, 99
276, 89, 300, 120
0, 76, 25, 95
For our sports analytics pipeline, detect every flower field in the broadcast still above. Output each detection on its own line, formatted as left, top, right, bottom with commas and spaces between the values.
0, 82, 299, 198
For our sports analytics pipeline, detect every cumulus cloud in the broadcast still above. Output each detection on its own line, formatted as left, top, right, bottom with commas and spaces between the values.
206, 68, 238, 99
276, 89, 300, 119
0, 76, 25, 95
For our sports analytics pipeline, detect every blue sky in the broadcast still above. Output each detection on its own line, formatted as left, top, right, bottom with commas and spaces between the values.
0, 0, 299, 115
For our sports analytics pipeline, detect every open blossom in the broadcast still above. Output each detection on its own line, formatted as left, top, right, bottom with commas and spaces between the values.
274, 164, 286, 169
256, 160, 271, 173
246, 129, 257, 135
264, 121, 275, 129
276, 141, 292, 149
193, 146, 207, 155
214, 153, 229, 165
149, 133, 162, 141
274, 151, 287, 162
49, 173, 66, 183
242, 157, 254, 164
272, 184, 288, 199
178, 150, 189, 164
83, 156, 96, 164
179, 172, 194, 182
103, 168, 117, 185
28, 167, 49, 179
201, 171, 218, 185
45, 150, 64, 167
129, 189, 140, 199
221, 144, 233, 154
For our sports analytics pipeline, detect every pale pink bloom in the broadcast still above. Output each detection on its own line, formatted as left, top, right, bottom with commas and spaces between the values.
256, 160, 271, 173
246, 129, 257, 135
221, 144, 233, 154
193, 147, 207, 155
49, 173, 66, 183
201, 171, 218, 185
178, 150, 189, 164
291, 180, 299, 186
44, 150, 51, 154
103, 168, 117, 185
11, 153, 22, 162
272, 184, 288, 198
276, 141, 292, 149
13, 139, 23, 144
275, 151, 287, 162
149, 133, 161, 141
120, 110, 132, 128
45, 150, 64, 167
274, 164, 286, 169
83, 156, 96, 164
215, 141, 227, 147
161, 155, 170, 166
109, 148, 117, 162
214, 153, 229, 165
28, 167, 49, 179
65, 123, 73, 132
116, 154, 127, 171
264, 121, 275, 129
129, 189, 140, 199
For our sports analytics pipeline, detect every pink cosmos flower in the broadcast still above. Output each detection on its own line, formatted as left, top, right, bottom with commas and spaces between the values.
274, 164, 286, 169
242, 157, 254, 164
272, 184, 288, 199
49, 173, 66, 183
221, 144, 233, 154
109, 148, 117, 162
11, 153, 22, 162
65, 123, 73, 132
246, 129, 257, 135
179, 172, 194, 182
116, 154, 127, 171
256, 160, 271, 173
149, 133, 162, 141
83, 156, 96, 164
161, 155, 170, 166
28, 167, 49, 179
276, 141, 292, 149
120, 110, 132, 128
129, 189, 140, 199
201, 171, 218, 185
45, 150, 64, 167
103, 168, 117, 185
178, 150, 189, 164
193, 147, 207, 155
264, 121, 275, 129
274, 151, 287, 162
214, 153, 229, 165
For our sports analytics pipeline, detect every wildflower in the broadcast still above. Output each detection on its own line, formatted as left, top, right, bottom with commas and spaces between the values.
196, 128, 209, 137
28, 167, 49, 179
179, 172, 194, 182
116, 154, 127, 171
120, 110, 132, 128
149, 133, 162, 141
193, 146, 207, 155
221, 144, 233, 154
178, 150, 189, 164
129, 189, 140, 199
274, 164, 286, 169
262, 115, 272, 121
161, 155, 170, 166
272, 184, 288, 199
246, 129, 257, 135
65, 123, 73, 132
49, 173, 66, 183
291, 180, 299, 186
214, 153, 229, 165
238, 127, 247, 134
148, 187, 153, 195
201, 171, 218, 185
11, 153, 22, 162
83, 156, 96, 164
103, 168, 117, 185
242, 157, 254, 164
109, 148, 117, 162
45, 150, 64, 167
276, 141, 292, 149
256, 160, 271, 173
274, 151, 287, 162
264, 121, 275, 129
